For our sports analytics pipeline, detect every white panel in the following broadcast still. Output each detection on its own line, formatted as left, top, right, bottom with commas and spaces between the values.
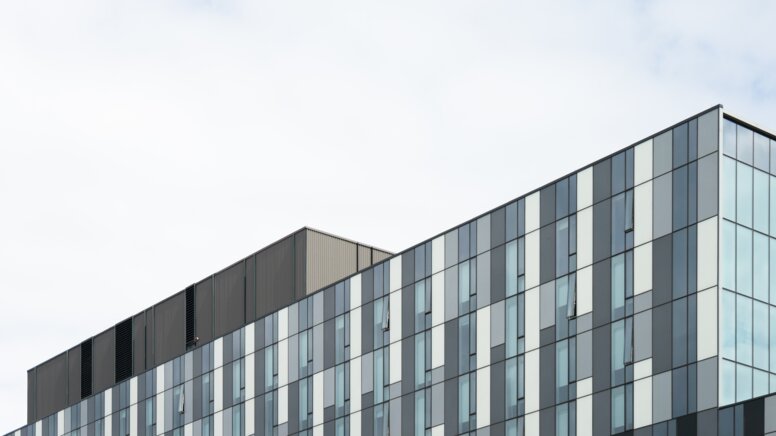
130, 376, 138, 406
350, 274, 362, 310
214, 338, 223, 370
351, 411, 362, 436
214, 367, 223, 412
57, 411, 64, 436
246, 322, 255, 353
634, 243, 652, 295
577, 207, 593, 268
389, 341, 402, 384
634, 139, 653, 186
634, 376, 653, 428
431, 272, 444, 327
278, 385, 288, 424
35, 421, 41, 436
577, 395, 592, 436
525, 288, 540, 351
577, 266, 592, 316
576, 377, 592, 398
476, 306, 490, 368
313, 425, 323, 436
390, 289, 402, 343
431, 324, 445, 369
634, 358, 652, 380
15, 431, 20, 436
698, 217, 718, 291
105, 387, 113, 415
214, 411, 222, 436
432, 236, 445, 274
526, 191, 540, 233
351, 356, 362, 412
313, 371, 324, 426
697, 287, 719, 360
184, 423, 192, 436
246, 353, 255, 399
351, 307, 362, 358
155, 391, 164, 435
104, 414, 111, 436
525, 231, 540, 290
278, 338, 288, 387
525, 349, 539, 413
634, 181, 653, 247
279, 308, 288, 341
390, 256, 402, 292
525, 411, 539, 436
130, 404, 137, 436
246, 398, 255, 436
476, 366, 491, 428
577, 167, 593, 211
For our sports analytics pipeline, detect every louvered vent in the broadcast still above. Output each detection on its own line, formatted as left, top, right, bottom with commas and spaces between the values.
186, 285, 196, 348
80, 339, 92, 398
115, 319, 133, 383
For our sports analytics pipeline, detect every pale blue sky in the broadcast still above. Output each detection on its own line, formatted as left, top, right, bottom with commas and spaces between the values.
1, 0, 775, 429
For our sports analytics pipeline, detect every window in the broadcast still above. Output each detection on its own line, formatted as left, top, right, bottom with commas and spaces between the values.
518, 237, 526, 292
459, 313, 477, 372
335, 363, 349, 417
755, 170, 769, 233
415, 332, 431, 388
335, 313, 350, 364
754, 233, 769, 302
459, 259, 477, 313
506, 240, 518, 297
720, 290, 737, 360
506, 357, 518, 418
566, 274, 577, 319
458, 373, 476, 433
556, 218, 569, 277
415, 280, 431, 332
738, 162, 753, 227
232, 359, 245, 403
722, 221, 736, 291
737, 226, 753, 296
374, 347, 390, 403
506, 296, 518, 358
299, 377, 312, 429
612, 254, 625, 320
754, 301, 768, 370
415, 389, 431, 436
612, 320, 625, 386
556, 340, 569, 401
612, 193, 626, 254
737, 294, 753, 366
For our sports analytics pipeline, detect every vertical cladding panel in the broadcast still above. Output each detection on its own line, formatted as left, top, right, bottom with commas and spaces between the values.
132, 313, 145, 376
540, 185, 556, 228
577, 167, 593, 211
697, 216, 718, 292
635, 139, 653, 186
697, 287, 718, 361
540, 224, 555, 285
593, 158, 611, 204
525, 231, 540, 291
295, 230, 307, 299
357, 245, 372, 270
653, 173, 673, 239
592, 199, 611, 264
634, 181, 653, 247
154, 292, 185, 366
93, 329, 115, 394
634, 243, 652, 295
195, 277, 214, 345
35, 353, 68, 418
634, 376, 652, 428
372, 249, 392, 263
305, 229, 358, 295
214, 262, 245, 338
27, 370, 35, 424
698, 153, 719, 221
526, 192, 540, 234
525, 349, 540, 414
577, 207, 593, 269
257, 235, 295, 319
698, 109, 720, 158
68, 346, 81, 405
245, 255, 256, 323
592, 259, 611, 328
145, 308, 154, 369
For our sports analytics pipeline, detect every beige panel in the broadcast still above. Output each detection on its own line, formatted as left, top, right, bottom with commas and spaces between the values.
305, 229, 358, 295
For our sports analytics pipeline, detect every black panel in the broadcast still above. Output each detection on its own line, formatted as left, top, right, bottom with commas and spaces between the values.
81, 339, 92, 398
186, 285, 196, 347
115, 318, 132, 383
744, 397, 764, 436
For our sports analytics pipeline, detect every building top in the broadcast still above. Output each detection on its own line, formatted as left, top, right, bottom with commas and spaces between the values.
27, 227, 391, 423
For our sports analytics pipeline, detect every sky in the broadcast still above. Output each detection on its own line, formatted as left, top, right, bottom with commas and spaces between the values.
1, 0, 776, 430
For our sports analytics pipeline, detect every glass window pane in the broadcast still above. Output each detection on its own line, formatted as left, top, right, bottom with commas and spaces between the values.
556, 218, 569, 277
673, 165, 688, 230
459, 375, 470, 432
556, 340, 569, 401
673, 230, 688, 299
723, 157, 737, 221
737, 226, 753, 296
723, 220, 736, 291
611, 254, 625, 320
556, 178, 569, 219
755, 133, 770, 171
771, 238, 776, 304
415, 334, 425, 388
754, 301, 769, 370
459, 260, 470, 312
673, 298, 687, 367
771, 306, 776, 374
723, 119, 737, 157
612, 193, 625, 254
738, 162, 753, 227
415, 391, 425, 436
506, 241, 517, 297
557, 403, 569, 436
506, 358, 517, 418
737, 364, 753, 402
771, 176, 776, 237
721, 290, 736, 360
737, 294, 753, 365
738, 125, 754, 165
754, 232, 769, 302
556, 277, 569, 339
755, 170, 769, 233
611, 386, 625, 433
611, 320, 625, 386
720, 359, 736, 406
506, 296, 517, 357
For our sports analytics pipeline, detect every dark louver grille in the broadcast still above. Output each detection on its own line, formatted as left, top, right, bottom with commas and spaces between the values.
186, 285, 196, 347
115, 319, 132, 382
80, 339, 92, 398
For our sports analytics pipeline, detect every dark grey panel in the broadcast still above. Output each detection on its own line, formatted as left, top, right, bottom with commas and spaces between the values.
444, 320, 459, 380
697, 408, 718, 436
154, 292, 185, 366
401, 335, 414, 395
27, 369, 35, 424
592, 324, 610, 393
491, 207, 506, 248
323, 319, 334, 370
698, 153, 719, 222
195, 277, 213, 345
362, 301, 373, 354
133, 313, 145, 376
540, 224, 555, 285
257, 235, 295, 319
592, 390, 610, 436
540, 184, 556, 228
215, 262, 245, 338
358, 245, 372, 271
35, 353, 68, 423
698, 109, 719, 158
540, 406, 556, 436
490, 244, 505, 304
444, 378, 458, 436
93, 329, 115, 394
402, 249, 414, 288
402, 285, 414, 340
246, 256, 256, 323
490, 360, 505, 424
592, 259, 611, 328
593, 158, 611, 204
652, 302, 672, 374
593, 199, 611, 263
652, 235, 673, 307
145, 308, 154, 369
67, 346, 81, 405
540, 344, 555, 409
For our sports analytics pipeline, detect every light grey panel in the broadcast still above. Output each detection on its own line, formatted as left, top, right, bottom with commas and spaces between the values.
431, 382, 444, 426
540, 281, 555, 329
362, 352, 373, 393
445, 230, 458, 269
477, 252, 490, 308
634, 292, 652, 315
634, 310, 652, 362
698, 109, 719, 158
195, 277, 214, 345
68, 346, 81, 405
477, 215, 491, 255
444, 265, 458, 322
697, 357, 717, 412
214, 262, 245, 338
323, 368, 335, 408
35, 353, 68, 422
577, 330, 592, 380
154, 292, 185, 366
491, 300, 505, 347
653, 173, 673, 239
93, 329, 115, 394
698, 153, 719, 222
652, 371, 672, 423
654, 131, 673, 177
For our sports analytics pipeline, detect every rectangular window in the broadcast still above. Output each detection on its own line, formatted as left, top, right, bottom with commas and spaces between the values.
612, 193, 626, 254
557, 218, 569, 277
754, 301, 769, 370
557, 403, 569, 436
612, 254, 625, 320
506, 296, 518, 358
415, 390, 426, 436
612, 386, 625, 434
721, 290, 737, 360
755, 169, 769, 233
506, 240, 518, 297
673, 165, 688, 230
415, 280, 430, 332
458, 373, 476, 433
557, 178, 569, 219
518, 237, 525, 292
673, 230, 688, 299
737, 364, 753, 403
771, 176, 776, 237
723, 157, 737, 221
754, 232, 769, 303
458, 313, 477, 372
556, 277, 569, 339
723, 220, 737, 291
723, 119, 737, 158
737, 226, 753, 296
567, 273, 577, 319
556, 340, 569, 402
612, 320, 625, 386
506, 357, 518, 418
737, 294, 753, 366
738, 162, 753, 227
673, 298, 687, 367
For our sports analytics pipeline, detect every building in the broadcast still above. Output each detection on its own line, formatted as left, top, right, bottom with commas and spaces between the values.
5, 104, 776, 436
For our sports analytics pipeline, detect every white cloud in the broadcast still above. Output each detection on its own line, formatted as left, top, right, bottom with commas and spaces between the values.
1, 0, 775, 429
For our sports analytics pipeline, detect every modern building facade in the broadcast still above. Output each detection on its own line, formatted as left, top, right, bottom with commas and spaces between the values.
6, 104, 776, 436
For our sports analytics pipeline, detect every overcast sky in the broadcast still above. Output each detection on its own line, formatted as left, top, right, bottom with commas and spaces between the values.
1, 0, 775, 429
